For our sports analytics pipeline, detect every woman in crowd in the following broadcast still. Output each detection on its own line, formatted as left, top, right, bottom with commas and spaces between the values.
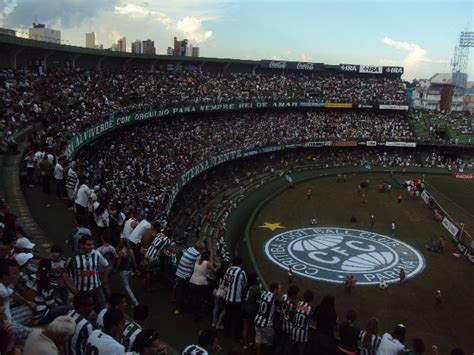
116, 238, 140, 307
189, 251, 216, 321
212, 260, 229, 329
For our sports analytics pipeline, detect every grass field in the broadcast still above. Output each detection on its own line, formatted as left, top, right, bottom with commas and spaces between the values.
248, 172, 474, 352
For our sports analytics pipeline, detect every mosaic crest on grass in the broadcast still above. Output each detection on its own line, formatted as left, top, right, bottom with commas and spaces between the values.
264, 227, 425, 285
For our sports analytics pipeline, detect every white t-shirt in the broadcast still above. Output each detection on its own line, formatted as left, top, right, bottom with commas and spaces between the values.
86, 330, 125, 355
121, 218, 136, 240
0, 283, 14, 321
128, 220, 151, 244
376, 333, 405, 355
75, 184, 91, 207
54, 163, 64, 180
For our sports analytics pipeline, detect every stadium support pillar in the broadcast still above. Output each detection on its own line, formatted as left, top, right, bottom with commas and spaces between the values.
40, 50, 55, 71
70, 54, 81, 69
96, 57, 105, 70
223, 63, 231, 74
9, 48, 24, 69
252, 65, 258, 75
150, 60, 157, 71
199, 62, 205, 72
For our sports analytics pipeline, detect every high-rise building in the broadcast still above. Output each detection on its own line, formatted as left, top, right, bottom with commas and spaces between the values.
110, 43, 118, 51
86, 32, 96, 48
192, 47, 200, 57
173, 37, 188, 56
28, 23, 61, 44
117, 37, 127, 52
142, 39, 156, 55
185, 44, 193, 57
131, 40, 142, 54
167, 47, 174, 55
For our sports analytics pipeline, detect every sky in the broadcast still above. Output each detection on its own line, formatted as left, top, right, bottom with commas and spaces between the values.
0, 0, 473, 80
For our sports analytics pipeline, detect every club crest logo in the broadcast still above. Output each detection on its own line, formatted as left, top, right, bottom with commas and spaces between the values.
264, 227, 425, 285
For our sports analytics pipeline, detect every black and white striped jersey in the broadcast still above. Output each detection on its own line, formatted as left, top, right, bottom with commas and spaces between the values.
145, 234, 171, 262
291, 301, 314, 343
279, 293, 296, 334
64, 309, 93, 355
67, 250, 109, 291
254, 291, 277, 328
222, 266, 247, 303
358, 330, 382, 355
121, 320, 142, 351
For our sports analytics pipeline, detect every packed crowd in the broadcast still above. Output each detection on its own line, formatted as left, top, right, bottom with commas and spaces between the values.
59, 110, 411, 220
0, 67, 405, 145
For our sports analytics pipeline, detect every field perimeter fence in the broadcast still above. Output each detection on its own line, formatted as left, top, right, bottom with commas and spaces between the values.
421, 188, 473, 263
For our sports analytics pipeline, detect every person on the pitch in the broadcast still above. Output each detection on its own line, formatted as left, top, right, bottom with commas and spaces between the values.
397, 192, 403, 203
306, 188, 311, 200
288, 266, 293, 284
370, 215, 375, 229
399, 268, 406, 284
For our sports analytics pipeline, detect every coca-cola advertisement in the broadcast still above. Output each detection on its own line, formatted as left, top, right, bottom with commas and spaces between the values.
260, 60, 323, 71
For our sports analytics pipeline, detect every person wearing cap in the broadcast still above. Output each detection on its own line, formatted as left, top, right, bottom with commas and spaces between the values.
182, 329, 221, 355
131, 328, 167, 355
376, 324, 406, 355
14, 237, 35, 253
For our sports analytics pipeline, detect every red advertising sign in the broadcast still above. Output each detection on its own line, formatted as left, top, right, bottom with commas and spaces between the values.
451, 173, 474, 179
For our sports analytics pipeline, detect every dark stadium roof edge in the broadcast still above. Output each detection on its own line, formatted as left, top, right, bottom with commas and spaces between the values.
0, 33, 403, 75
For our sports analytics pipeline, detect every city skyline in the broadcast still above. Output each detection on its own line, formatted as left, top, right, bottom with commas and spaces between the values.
0, 0, 473, 80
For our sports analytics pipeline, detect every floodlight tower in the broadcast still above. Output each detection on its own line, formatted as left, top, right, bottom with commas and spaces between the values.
451, 30, 474, 88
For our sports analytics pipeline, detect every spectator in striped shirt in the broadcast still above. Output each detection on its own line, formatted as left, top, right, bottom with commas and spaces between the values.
291, 290, 316, 355
254, 282, 281, 355
358, 317, 382, 355
182, 329, 221, 355
222, 256, 247, 341
50, 244, 76, 306
276, 284, 300, 355
64, 292, 94, 355
33, 259, 70, 325
131, 329, 167, 355
174, 241, 205, 314
241, 273, 261, 350
95, 293, 128, 330
121, 305, 149, 351
66, 234, 110, 312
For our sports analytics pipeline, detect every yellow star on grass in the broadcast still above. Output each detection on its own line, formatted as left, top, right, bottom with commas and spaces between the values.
259, 222, 285, 231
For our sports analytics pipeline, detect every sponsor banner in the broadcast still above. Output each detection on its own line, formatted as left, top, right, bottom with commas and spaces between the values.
339, 64, 359, 72
441, 217, 460, 239
420, 190, 431, 205
359, 65, 383, 74
451, 173, 474, 179
357, 104, 374, 109
304, 142, 326, 148
456, 242, 474, 264
299, 102, 325, 108
379, 104, 409, 111
333, 140, 358, 147
383, 66, 404, 75
260, 60, 324, 71
324, 102, 353, 108
366, 141, 377, 146
385, 142, 417, 148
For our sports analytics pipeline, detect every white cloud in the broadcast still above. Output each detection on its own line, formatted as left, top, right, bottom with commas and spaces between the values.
380, 37, 449, 79
0, 0, 17, 24
114, 2, 212, 43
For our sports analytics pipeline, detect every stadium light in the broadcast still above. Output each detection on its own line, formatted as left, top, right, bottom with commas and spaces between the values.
459, 32, 474, 48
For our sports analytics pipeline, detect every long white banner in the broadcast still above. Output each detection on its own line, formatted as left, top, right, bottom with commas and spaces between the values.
441, 217, 460, 239
385, 142, 417, 147
359, 65, 383, 74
